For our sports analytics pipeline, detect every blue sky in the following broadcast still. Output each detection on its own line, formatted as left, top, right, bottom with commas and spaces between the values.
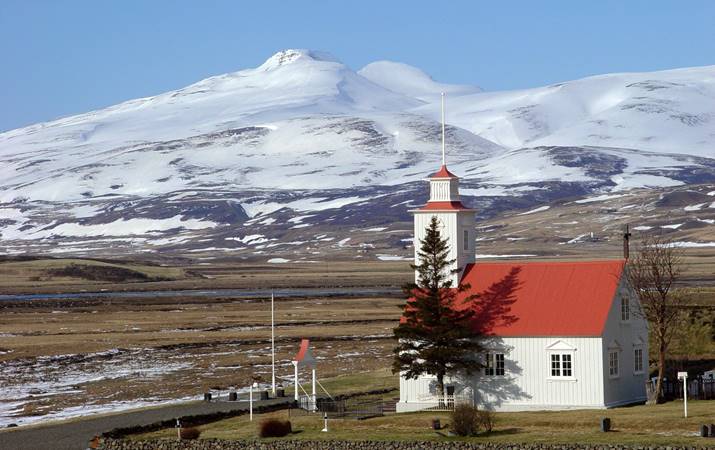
1, 1, 714, 132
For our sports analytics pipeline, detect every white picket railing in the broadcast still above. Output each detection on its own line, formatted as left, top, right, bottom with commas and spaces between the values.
298, 394, 316, 411
416, 392, 473, 411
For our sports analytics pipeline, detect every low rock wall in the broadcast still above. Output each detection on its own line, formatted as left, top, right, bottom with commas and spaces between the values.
99, 439, 714, 450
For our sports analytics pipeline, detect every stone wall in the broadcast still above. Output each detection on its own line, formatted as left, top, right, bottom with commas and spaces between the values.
99, 438, 715, 450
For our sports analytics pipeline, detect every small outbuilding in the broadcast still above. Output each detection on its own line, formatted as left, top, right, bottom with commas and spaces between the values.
292, 338, 318, 409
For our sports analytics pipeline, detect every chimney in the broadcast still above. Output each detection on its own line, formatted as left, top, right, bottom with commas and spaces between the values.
623, 224, 632, 259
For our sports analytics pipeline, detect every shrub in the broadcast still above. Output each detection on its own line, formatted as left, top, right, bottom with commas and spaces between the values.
180, 427, 201, 440
451, 404, 480, 436
259, 418, 292, 438
477, 408, 494, 433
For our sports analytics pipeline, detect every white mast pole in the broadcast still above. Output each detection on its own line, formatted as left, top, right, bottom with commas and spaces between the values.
271, 290, 276, 396
441, 92, 446, 166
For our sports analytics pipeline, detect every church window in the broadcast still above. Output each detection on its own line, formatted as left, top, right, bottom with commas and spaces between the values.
621, 297, 630, 322
634, 348, 643, 374
463, 230, 469, 250
609, 351, 620, 378
551, 353, 573, 377
484, 353, 505, 376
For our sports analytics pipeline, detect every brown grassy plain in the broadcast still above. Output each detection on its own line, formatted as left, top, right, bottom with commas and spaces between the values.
0, 253, 712, 424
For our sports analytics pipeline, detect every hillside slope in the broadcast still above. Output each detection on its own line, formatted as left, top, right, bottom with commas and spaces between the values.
1, 50, 714, 259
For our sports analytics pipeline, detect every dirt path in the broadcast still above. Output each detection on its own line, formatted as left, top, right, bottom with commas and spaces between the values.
0, 397, 291, 450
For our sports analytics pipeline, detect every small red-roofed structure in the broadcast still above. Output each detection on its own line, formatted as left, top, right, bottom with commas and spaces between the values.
294, 338, 316, 366
292, 339, 318, 407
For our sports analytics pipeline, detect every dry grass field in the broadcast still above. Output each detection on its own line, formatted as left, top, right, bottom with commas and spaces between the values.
0, 252, 712, 428
0, 259, 408, 426
133, 395, 715, 446
0, 257, 411, 294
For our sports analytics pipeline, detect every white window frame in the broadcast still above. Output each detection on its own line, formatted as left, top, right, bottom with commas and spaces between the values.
633, 347, 644, 375
609, 350, 620, 379
621, 296, 630, 322
546, 340, 576, 381
550, 353, 575, 378
484, 352, 505, 377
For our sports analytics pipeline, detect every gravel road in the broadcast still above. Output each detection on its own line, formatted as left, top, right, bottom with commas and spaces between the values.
0, 397, 291, 450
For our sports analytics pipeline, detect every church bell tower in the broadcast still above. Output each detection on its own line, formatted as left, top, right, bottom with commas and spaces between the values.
411, 94, 476, 286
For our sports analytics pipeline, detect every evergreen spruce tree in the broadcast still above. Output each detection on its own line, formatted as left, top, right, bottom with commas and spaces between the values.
392, 216, 484, 400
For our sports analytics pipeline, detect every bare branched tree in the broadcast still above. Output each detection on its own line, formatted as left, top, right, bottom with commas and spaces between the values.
626, 235, 685, 404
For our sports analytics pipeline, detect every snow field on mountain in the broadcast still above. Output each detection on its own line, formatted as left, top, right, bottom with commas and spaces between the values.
2, 49, 714, 205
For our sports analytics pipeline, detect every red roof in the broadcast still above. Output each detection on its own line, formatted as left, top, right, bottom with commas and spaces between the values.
418, 201, 472, 211
456, 260, 626, 337
430, 165, 458, 179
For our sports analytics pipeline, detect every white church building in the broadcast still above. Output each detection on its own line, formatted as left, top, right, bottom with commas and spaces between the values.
398, 160, 649, 412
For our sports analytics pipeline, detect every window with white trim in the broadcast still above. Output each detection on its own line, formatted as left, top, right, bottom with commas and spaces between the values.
550, 353, 573, 377
609, 351, 620, 378
621, 297, 630, 322
634, 348, 644, 374
463, 229, 469, 250
484, 353, 505, 376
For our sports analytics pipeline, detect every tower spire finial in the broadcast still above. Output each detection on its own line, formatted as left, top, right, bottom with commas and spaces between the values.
441, 92, 446, 167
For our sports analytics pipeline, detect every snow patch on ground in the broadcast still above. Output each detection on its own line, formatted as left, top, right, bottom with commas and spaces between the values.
227, 234, 268, 245
517, 206, 550, 215
267, 258, 290, 263
611, 174, 683, 191
7, 216, 216, 239
666, 241, 715, 248
0, 348, 193, 428
684, 203, 707, 211
287, 214, 315, 224
475, 254, 537, 259
376, 254, 411, 261
574, 194, 626, 204
243, 197, 365, 217
0, 396, 199, 428
566, 234, 589, 244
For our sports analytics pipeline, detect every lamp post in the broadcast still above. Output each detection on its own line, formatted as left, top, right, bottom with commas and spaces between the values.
677, 371, 688, 418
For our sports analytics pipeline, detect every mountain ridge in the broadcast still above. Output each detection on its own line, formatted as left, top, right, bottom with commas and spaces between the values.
0, 50, 714, 259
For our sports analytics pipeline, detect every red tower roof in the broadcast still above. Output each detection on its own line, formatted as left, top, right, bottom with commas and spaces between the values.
417, 201, 472, 211
456, 260, 626, 337
430, 165, 458, 179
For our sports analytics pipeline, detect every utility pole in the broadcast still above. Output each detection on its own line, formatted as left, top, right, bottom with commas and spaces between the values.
271, 290, 276, 396
623, 224, 632, 259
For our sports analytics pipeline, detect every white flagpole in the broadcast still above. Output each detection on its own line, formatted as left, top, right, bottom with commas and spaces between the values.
441, 92, 446, 166
271, 290, 276, 396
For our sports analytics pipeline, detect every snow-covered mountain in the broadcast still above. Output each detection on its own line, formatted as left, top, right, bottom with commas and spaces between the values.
1, 49, 714, 260
408, 67, 715, 156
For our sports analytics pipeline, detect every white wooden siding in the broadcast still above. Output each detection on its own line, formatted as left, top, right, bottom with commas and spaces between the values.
601, 277, 649, 406
398, 336, 606, 412
413, 211, 475, 286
